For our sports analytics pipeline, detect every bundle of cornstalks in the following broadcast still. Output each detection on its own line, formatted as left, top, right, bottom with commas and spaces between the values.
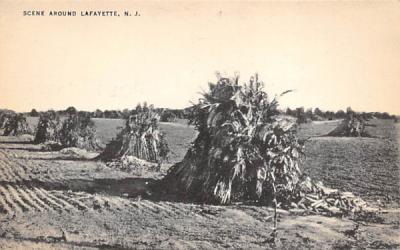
161, 73, 371, 244
57, 114, 100, 151
97, 108, 169, 164
163, 73, 371, 214
2, 113, 31, 136
34, 111, 62, 144
0, 111, 14, 129
327, 113, 371, 137
163, 73, 304, 205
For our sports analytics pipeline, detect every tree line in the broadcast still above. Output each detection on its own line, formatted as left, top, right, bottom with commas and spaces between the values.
285, 107, 397, 123
26, 103, 189, 122
12, 105, 400, 124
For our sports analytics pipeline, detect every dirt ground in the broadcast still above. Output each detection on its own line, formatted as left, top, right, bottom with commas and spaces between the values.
299, 119, 400, 208
0, 121, 399, 249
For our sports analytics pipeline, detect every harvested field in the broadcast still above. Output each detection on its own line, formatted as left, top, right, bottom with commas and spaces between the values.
0, 119, 398, 249
299, 119, 400, 208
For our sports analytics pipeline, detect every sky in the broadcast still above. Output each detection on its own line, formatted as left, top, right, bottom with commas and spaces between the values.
0, 1, 399, 114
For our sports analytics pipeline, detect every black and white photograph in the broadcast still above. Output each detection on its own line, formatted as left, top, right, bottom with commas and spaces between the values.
0, 1, 399, 249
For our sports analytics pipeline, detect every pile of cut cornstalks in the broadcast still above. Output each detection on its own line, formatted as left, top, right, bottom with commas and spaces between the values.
292, 183, 369, 214
106, 155, 159, 173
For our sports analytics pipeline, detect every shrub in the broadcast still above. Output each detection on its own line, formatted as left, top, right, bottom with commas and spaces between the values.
160, 109, 177, 122
3, 113, 31, 136
98, 107, 169, 163
164, 74, 304, 205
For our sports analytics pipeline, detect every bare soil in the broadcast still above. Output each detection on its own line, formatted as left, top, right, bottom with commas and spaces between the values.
0, 120, 399, 249
300, 119, 400, 208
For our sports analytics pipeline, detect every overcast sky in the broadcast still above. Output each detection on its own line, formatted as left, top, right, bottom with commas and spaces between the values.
1, 1, 399, 114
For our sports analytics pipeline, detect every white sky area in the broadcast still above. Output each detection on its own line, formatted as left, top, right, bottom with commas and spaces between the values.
1, 1, 399, 114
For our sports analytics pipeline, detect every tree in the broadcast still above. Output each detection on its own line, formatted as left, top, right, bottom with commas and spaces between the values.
65, 106, 77, 116
94, 109, 104, 118
30, 109, 39, 117
306, 108, 314, 120
78, 111, 91, 118
346, 107, 354, 115
285, 108, 296, 117
295, 107, 308, 124
135, 103, 143, 113
335, 110, 346, 119
314, 107, 323, 117
160, 109, 177, 122
325, 111, 334, 120
122, 109, 130, 119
